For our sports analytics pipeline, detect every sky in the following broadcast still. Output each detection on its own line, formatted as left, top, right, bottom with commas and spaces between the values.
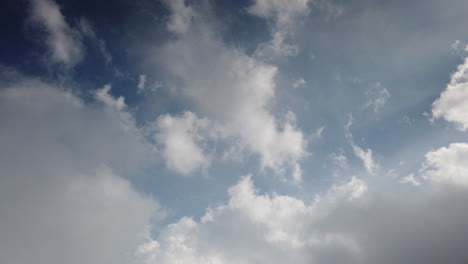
1, 0, 468, 263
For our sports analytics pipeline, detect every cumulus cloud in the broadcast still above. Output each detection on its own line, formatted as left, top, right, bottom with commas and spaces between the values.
138, 173, 468, 264
0, 75, 161, 264
432, 56, 468, 131
154, 112, 213, 175
95, 83, 126, 111
137, 175, 366, 264
164, 0, 195, 34
420, 143, 468, 187
29, 0, 84, 68
156, 4, 307, 177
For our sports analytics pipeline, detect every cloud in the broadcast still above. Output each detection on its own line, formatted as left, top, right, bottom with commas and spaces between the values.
432, 56, 468, 131
28, 0, 84, 68
0, 75, 161, 264
345, 115, 377, 174
364, 82, 390, 113
138, 74, 147, 92
400, 173, 421, 186
155, 4, 307, 177
248, 0, 343, 59
138, 173, 468, 264
255, 30, 299, 58
249, 0, 309, 58
164, 0, 195, 34
292, 77, 306, 88
95, 83, 126, 111
350, 143, 376, 175
420, 143, 468, 187
78, 18, 112, 65
154, 112, 213, 175
248, 0, 310, 26
137, 175, 366, 263
329, 152, 348, 169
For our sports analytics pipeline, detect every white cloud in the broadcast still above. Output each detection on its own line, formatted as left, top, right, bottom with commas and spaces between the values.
29, 0, 84, 68
248, 0, 310, 58
137, 175, 367, 264
345, 115, 377, 174
248, 0, 343, 58
138, 74, 147, 92
156, 7, 307, 177
432, 56, 468, 131
292, 162, 302, 183
164, 0, 195, 34
292, 77, 306, 88
95, 83, 126, 111
351, 143, 376, 175
248, 0, 310, 26
364, 82, 390, 113
420, 143, 468, 187
0, 76, 161, 264
400, 173, 421, 186
255, 30, 299, 58
154, 112, 213, 175
138, 173, 468, 264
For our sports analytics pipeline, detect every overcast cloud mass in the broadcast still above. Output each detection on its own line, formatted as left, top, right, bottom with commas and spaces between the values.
1, 0, 468, 263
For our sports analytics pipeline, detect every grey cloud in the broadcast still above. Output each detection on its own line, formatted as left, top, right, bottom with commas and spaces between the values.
0, 76, 161, 264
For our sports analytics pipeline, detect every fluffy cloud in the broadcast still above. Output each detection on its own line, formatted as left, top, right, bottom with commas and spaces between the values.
164, 0, 195, 34
156, 5, 307, 177
432, 56, 468, 130
137, 175, 366, 264
29, 0, 84, 68
95, 83, 126, 111
138, 173, 468, 264
154, 112, 213, 175
420, 143, 468, 187
400, 173, 421, 186
0, 75, 161, 264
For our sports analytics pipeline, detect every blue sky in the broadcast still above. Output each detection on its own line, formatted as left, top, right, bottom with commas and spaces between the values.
2, 0, 468, 263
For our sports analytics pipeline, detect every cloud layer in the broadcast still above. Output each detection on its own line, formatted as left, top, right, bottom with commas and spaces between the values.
3, 0, 468, 263
138, 172, 468, 264
0, 77, 161, 264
